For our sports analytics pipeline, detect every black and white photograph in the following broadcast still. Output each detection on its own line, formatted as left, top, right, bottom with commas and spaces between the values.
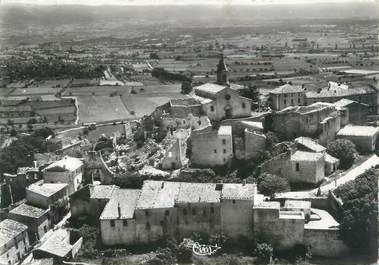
0, 0, 378, 264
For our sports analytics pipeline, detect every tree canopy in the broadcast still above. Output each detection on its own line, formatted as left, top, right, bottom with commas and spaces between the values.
257, 173, 290, 198
334, 168, 378, 258
327, 139, 357, 169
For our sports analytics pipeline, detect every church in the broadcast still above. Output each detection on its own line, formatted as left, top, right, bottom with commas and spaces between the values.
192, 53, 252, 121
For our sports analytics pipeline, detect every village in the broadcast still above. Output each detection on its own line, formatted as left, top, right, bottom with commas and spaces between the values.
0, 3, 378, 265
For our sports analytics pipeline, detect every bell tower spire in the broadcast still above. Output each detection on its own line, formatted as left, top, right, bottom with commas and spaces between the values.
216, 52, 229, 85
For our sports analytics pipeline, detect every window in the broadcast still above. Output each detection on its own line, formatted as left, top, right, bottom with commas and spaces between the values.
44, 226, 47, 233
223, 149, 226, 154
145, 210, 150, 217
225, 94, 231, 100
296, 163, 300, 172
192, 208, 196, 215
298, 98, 301, 104
233, 200, 236, 204
242, 103, 246, 109
214, 149, 217, 153
222, 139, 226, 145
284, 99, 287, 105
291, 99, 294, 105
123, 220, 128, 226
146, 222, 151, 231
15, 239, 18, 249
211, 207, 215, 214
198, 120, 201, 125
165, 210, 170, 216
210, 106, 214, 112
17, 253, 21, 261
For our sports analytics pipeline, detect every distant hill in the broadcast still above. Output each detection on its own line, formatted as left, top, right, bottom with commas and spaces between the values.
1, 2, 378, 30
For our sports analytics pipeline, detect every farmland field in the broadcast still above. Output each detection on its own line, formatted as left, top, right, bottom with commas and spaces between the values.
77, 95, 133, 123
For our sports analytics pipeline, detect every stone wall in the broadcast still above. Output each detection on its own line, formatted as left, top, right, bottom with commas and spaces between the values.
245, 130, 266, 160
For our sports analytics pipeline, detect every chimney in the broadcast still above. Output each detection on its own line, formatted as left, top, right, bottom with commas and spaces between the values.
243, 179, 246, 186
33, 160, 37, 168
161, 182, 165, 189
117, 203, 121, 218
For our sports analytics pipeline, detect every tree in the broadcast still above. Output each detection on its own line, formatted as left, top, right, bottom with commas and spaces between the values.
176, 242, 192, 263
334, 168, 378, 258
327, 139, 357, 169
257, 173, 290, 198
149, 52, 159, 60
265, 131, 279, 149
10, 128, 17, 137
255, 243, 273, 263
181, 80, 192, 94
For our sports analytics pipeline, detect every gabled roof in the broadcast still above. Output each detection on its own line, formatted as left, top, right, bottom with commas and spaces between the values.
27, 181, 68, 198
136, 181, 181, 209
294, 137, 326, 153
337, 125, 379, 137
194, 83, 226, 96
0, 219, 28, 247
291, 151, 324, 162
45, 156, 82, 172
270, 84, 304, 94
100, 189, 140, 220
176, 183, 220, 204
35, 229, 74, 258
10, 203, 49, 219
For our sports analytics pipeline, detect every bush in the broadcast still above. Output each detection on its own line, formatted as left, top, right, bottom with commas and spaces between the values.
254, 243, 273, 263
327, 139, 357, 169
257, 173, 290, 198
177, 242, 192, 263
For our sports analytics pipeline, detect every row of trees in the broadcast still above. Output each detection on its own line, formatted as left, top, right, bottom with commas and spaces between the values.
4, 57, 106, 81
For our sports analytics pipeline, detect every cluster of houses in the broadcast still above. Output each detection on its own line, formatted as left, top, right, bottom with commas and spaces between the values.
1, 54, 378, 265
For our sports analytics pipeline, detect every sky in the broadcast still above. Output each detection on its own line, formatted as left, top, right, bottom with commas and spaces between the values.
1, 0, 376, 5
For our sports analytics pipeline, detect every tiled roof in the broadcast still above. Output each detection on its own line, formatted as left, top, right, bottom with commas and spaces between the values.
176, 183, 220, 204
270, 84, 304, 94
10, 203, 49, 219
291, 151, 324, 162
194, 83, 226, 95
294, 137, 326, 153
221, 183, 256, 200
27, 181, 68, 197
89, 185, 118, 200
100, 189, 140, 220
254, 201, 280, 209
333, 98, 356, 108
306, 87, 373, 99
0, 219, 28, 247
45, 156, 82, 172
337, 125, 379, 137
36, 229, 73, 258
136, 181, 181, 209
325, 153, 339, 164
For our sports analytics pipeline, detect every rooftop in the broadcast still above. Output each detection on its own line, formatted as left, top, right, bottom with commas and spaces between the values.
305, 208, 340, 230
170, 98, 200, 107
218, 125, 232, 136
45, 156, 83, 172
136, 181, 181, 209
89, 185, 118, 200
221, 183, 256, 200
270, 84, 304, 94
337, 125, 379, 137
0, 219, 28, 247
27, 181, 68, 198
255, 201, 280, 209
279, 211, 305, 220
176, 183, 220, 204
306, 87, 373, 99
291, 151, 324, 162
100, 189, 141, 220
284, 200, 311, 210
325, 153, 339, 164
10, 203, 49, 219
294, 137, 326, 153
240, 121, 263, 131
194, 83, 226, 96
36, 229, 75, 258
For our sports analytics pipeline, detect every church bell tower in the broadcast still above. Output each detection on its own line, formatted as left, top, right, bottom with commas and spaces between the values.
216, 52, 229, 86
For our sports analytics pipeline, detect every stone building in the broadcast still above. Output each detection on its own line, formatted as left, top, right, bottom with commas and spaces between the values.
269, 84, 305, 110
43, 156, 83, 195
305, 84, 377, 114
8, 203, 50, 243
337, 125, 379, 153
190, 125, 233, 167
260, 149, 326, 184
193, 84, 252, 121
334, 98, 368, 125
253, 201, 349, 257
0, 219, 30, 265
70, 184, 118, 219
268, 102, 344, 146
100, 181, 260, 246
26, 181, 69, 224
